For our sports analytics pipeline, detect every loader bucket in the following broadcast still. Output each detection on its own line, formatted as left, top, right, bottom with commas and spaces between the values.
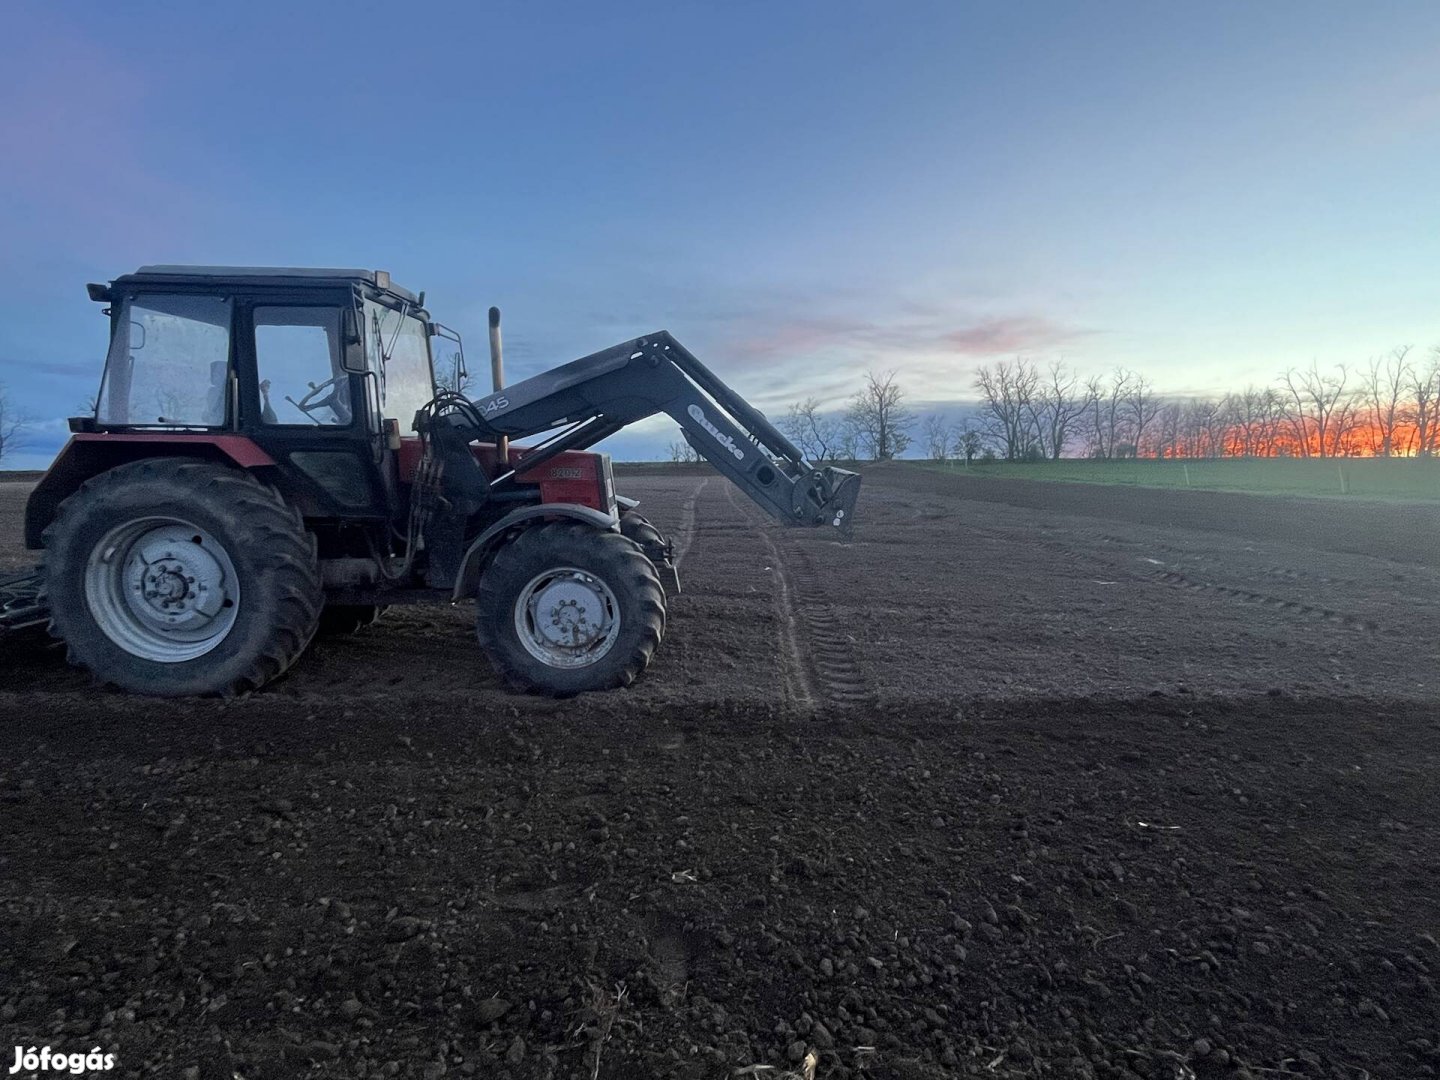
818, 467, 861, 536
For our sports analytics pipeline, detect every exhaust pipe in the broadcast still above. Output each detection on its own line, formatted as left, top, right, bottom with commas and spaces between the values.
489, 306, 508, 464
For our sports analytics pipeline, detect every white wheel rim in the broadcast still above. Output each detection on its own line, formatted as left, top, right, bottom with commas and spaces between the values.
84, 517, 240, 663
513, 566, 622, 669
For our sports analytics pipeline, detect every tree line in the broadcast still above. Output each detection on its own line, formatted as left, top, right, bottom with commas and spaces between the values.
971, 348, 1440, 459
772, 346, 1440, 464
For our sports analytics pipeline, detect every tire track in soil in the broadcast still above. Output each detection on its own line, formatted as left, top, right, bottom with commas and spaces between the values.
1089, 529, 1439, 593
719, 482, 814, 709
722, 483, 873, 711
669, 477, 709, 566
1149, 568, 1383, 632
1028, 530, 1388, 634
780, 543, 875, 710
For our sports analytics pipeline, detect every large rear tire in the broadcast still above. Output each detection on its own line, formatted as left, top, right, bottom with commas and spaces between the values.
475, 522, 666, 695
42, 458, 323, 696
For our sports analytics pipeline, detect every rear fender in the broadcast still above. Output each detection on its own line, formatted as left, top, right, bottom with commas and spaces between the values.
451, 503, 619, 600
24, 435, 276, 549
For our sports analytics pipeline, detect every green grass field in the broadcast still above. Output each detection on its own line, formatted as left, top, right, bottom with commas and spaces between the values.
914, 457, 1440, 502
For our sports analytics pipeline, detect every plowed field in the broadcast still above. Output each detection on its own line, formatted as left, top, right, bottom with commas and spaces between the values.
2, 468, 1437, 1080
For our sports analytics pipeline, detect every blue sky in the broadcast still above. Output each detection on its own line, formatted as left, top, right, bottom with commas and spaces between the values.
2, 1, 1439, 466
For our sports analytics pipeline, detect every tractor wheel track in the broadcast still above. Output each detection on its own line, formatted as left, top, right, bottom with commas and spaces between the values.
779, 541, 874, 710
723, 484, 871, 711
1025, 529, 1389, 635
670, 477, 709, 566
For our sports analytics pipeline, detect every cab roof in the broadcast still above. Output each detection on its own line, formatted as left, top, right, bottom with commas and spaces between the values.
109, 265, 421, 305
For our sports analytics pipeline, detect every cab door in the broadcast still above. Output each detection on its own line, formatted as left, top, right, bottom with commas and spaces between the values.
240, 297, 389, 519
361, 296, 440, 492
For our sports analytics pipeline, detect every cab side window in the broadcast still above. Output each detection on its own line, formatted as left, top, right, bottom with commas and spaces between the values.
254, 307, 352, 426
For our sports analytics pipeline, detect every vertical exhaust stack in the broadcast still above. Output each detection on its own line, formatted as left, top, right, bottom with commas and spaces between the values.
488, 306, 508, 465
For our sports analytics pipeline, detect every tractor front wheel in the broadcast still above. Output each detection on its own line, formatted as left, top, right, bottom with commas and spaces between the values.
42, 459, 323, 696
475, 522, 666, 694
619, 511, 672, 568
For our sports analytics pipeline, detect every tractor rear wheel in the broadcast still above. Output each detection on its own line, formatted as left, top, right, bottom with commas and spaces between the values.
475, 521, 666, 695
42, 458, 323, 696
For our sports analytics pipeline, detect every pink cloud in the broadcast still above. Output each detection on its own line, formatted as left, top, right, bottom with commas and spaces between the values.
723, 311, 1095, 367
941, 316, 1094, 356
729, 315, 881, 361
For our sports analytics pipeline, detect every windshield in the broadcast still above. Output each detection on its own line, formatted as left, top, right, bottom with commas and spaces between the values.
364, 299, 434, 431
97, 294, 232, 426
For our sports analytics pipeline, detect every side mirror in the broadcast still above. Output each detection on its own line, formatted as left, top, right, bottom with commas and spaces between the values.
429, 322, 467, 389
340, 306, 366, 373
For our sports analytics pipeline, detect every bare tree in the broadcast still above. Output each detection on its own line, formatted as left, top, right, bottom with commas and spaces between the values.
921, 414, 951, 461
1329, 388, 1366, 457
780, 397, 842, 462
1124, 373, 1161, 455
1150, 400, 1182, 458
1281, 362, 1351, 458
1361, 347, 1412, 456
1412, 348, 1440, 457
667, 436, 698, 463
1083, 369, 1134, 459
1201, 398, 1228, 457
0, 386, 32, 465
1173, 398, 1204, 458
845, 370, 915, 460
1031, 360, 1091, 460
974, 358, 1040, 461
952, 420, 984, 464
1223, 386, 1280, 457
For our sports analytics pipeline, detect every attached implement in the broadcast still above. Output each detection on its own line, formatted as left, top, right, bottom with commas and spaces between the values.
18, 266, 860, 696
0, 569, 47, 638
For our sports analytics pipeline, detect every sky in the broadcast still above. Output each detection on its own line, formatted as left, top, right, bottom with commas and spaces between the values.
2, 0, 1439, 466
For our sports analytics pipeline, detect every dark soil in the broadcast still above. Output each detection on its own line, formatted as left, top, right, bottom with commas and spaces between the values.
890, 464, 1440, 566
2, 469, 1438, 1079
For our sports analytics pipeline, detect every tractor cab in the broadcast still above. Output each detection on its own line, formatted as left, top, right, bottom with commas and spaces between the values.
76, 266, 452, 522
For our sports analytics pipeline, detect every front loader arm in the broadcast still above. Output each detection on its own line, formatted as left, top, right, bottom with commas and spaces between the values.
459, 332, 861, 534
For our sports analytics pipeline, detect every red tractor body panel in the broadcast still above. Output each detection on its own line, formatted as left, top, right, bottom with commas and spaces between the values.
396, 437, 611, 513
69, 432, 277, 467
24, 435, 278, 549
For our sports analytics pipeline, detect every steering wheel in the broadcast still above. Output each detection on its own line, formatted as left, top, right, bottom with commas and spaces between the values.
287, 376, 351, 424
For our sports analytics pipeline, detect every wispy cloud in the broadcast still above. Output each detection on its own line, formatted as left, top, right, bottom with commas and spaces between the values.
717, 308, 1096, 367
941, 315, 1095, 356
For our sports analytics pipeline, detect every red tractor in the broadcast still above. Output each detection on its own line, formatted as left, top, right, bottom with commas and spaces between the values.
7, 266, 859, 696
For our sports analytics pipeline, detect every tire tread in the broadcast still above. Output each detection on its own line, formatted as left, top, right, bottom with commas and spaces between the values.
41, 458, 322, 696
475, 522, 665, 695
